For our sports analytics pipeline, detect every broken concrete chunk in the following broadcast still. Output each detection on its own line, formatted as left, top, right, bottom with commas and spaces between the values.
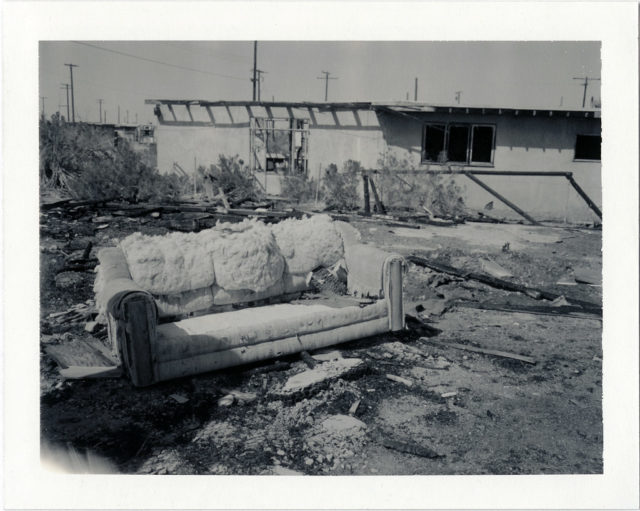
169, 393, 189, 404
386, 374, 413, 387
281, 358, 364, 393
550, 295, 570, 307
311, 350, 343, 362
322, 414, 367, 434
218, 394, 235, 407
84, 321, 99, 333
481, 259, 513, 279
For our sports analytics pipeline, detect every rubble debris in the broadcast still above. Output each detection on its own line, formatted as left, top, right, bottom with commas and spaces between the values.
550, 295, 571, 307
441, 391, 458, 399
169, 394, 189, 404
59, 365, 121, 379
321, 414, 367, 434
408, 254, 601, 313
54, 272, 85, 290
386, 374, 414, 387
218, 395, 235, 407
377, 434, 443, 459
348, 399, 361, 416
299, 350, 317, 369
424, 338, 536, 365
84, 321, 100, 334
45, 338, 117, 368
311, 350, 343, 362
481, 259, 513, 279
219, 389, 257, 404
281, 358, 365, 394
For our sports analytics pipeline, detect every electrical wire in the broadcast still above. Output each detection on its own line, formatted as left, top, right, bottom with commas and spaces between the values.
72, 41, 248, 81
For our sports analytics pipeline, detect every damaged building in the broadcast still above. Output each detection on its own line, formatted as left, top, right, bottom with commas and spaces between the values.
147, 100, 601, 223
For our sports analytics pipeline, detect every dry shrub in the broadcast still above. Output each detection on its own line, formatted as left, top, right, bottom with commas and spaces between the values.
322, 160, 361, 211
280, 172, 316, 203
39, 113, 183, 202
198, 155, 262, 204
375, 150, 467, 217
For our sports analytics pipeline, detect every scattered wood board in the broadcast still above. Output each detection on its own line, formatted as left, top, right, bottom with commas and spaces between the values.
422, 338, 537, 365
45, 338, 117, 368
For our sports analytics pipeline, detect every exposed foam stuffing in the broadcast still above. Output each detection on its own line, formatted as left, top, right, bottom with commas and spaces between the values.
120, 230, 219, 295
210, 218, 285, 292
271, 215, 344, 274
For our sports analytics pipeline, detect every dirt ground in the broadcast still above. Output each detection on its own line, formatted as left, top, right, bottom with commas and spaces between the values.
40, 204, 602, 475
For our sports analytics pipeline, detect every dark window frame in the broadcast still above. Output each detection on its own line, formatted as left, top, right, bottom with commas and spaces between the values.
573, 133, 601, 162
421, 122, 496, 166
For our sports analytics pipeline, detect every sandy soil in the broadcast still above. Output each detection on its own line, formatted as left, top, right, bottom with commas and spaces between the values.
40, 208, 602, 475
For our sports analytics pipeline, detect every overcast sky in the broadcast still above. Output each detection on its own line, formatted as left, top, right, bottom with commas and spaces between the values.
39, 41, 601, 125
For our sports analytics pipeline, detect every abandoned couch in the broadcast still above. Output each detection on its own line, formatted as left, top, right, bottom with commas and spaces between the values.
94, 214, 404, 386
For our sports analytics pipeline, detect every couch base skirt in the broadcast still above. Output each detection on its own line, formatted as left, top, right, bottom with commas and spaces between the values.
153, 315, 390, 383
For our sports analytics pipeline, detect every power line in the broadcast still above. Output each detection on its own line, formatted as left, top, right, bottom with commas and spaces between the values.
317, 71, 338, 101
72, 41, 247, 81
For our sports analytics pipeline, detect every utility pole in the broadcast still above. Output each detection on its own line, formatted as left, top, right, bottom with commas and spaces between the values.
135, 113, 138, 124
40, 96, 47, 118
256, 70, 266, 101
60, 84, 70, 120
64, 63, 78, 123
317, 71, 338, 101
97, 99, 104, 123
414, 77, 418, 101
573, 76, 600, 108
118, 105, 121, 124
252, 41, 258, 101
126, 110, 129, 124
455, 91, 462, 104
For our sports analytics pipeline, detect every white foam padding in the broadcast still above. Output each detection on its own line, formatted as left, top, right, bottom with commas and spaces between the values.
210, 218, 284, 292
271, 215, 344, 274
120, 230, 219, 295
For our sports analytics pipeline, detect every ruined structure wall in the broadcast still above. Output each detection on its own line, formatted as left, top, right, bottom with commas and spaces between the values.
377, 112, 601, 222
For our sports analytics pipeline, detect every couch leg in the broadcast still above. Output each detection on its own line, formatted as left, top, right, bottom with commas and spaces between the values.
389, 259, 404, 331
123, 295, 157, 387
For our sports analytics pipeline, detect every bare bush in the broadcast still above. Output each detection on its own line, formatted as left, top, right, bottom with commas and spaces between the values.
280, 172, 317, 203
39, 114, 182, 202
374, 150, 467, 217
322, 160, 361, 211
198, 155, 263, 204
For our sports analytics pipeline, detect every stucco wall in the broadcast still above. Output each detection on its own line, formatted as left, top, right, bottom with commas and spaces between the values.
154, 108, 601, 223
156, 125, 249, 174
377, 111, 601, 223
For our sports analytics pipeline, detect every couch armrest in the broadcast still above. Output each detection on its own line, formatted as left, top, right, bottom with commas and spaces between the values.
344, 243, 405, 331
95, 247, 158, 386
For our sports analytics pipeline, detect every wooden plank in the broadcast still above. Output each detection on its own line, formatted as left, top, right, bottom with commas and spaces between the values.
362, 173, 371, 215
45, 339, 117, 369
407, 254, 602, 313
566, 175, 602, 219
462, 171, 540, 226
423, 338, 536, 364
367, 175, 387, 214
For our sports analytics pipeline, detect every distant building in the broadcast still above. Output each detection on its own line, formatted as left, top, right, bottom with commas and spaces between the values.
147, 99, 601, 223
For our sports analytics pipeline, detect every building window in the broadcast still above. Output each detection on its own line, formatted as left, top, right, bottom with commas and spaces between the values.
422, 123, 495, 165
574, 134, 601, 161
